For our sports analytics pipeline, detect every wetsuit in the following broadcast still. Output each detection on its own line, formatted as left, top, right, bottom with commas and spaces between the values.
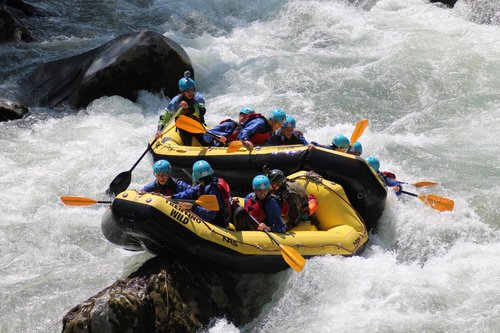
233, 192, 286, 232
267, 129, 308, 146
142, 177, 191, 196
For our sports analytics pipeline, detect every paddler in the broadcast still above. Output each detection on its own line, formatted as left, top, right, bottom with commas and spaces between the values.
266, 115, 308, 146
140, 160, 191, 196
366, 156, 403, 196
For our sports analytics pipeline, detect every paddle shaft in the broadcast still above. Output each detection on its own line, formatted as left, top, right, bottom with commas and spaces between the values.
401, 190, 417, 197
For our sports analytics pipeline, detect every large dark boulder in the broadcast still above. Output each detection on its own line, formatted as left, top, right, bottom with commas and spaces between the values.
61, 257, 266, 333
430, 0, 458, 8
0, 7, 34, 42
0, 98, 29, 121
4, 0, 49, 17
22, 30, 193, 109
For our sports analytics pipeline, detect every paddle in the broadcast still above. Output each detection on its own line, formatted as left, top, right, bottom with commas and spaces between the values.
175, 115, 226, 141
248, 215, 306, 272
175, 115, 244, 152
400, 191, 454, 212
60, 194, 220, 211
402, 181, 439, 187
106, 138, 158, 196
226, 140, 244, 153
346, 119, 369, 153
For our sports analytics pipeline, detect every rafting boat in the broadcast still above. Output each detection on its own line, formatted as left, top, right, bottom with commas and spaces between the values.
149, 120, 387, 231
102, 171, 369, 273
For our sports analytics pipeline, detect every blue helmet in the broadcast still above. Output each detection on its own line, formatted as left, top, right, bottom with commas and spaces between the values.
332, 135, 350, 149
239, 106, 255, 115
252, 175, 270, 190
352, 141, 362, 153
178, 70, 195, 91
270, 109, 286, 122
282, 115, 296, 129
192, 160, 214, 181
153, 160, 172, 174
366, 156, 380, 172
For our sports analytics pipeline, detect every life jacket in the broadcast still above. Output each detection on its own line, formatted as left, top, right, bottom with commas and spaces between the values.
219, 119, 241, 142
281, 199, 289, 216
152, 178, 177, 196
197, 177, 231, 227
216, 177, 232, 225
244, 193, 267, 224
381, 171, 397, 180
174, 93, 204, 121
242, 113, 272, 145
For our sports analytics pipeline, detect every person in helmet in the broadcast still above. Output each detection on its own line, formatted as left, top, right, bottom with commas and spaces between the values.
348, 141, 362, 156
366, 156, 403, 196
233, 175, 286, 232
171, 160, 232, 227
156, 70, 208, 146
311, 134, 350, 152
201, 106, 255, 147
236, 108, 287, 149
267, 169, 318, 230
141, 160, 191, 196
266, 115, 308, 146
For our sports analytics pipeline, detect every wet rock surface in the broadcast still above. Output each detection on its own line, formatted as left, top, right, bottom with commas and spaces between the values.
62, 256, 269, 333
22, 30, 193, 109
0, 98, 29, 121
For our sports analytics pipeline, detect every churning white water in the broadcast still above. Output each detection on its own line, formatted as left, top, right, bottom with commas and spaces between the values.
1, 1, 499, 332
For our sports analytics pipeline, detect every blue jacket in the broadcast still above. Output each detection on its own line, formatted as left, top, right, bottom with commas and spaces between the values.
244, 193, 286, 233
173, 176, 229, 227
237, 116, 269, 142
381, 173, 403, 196
267, 129, 308, 146
142, 178, 191, 196
203, 120, 239, 146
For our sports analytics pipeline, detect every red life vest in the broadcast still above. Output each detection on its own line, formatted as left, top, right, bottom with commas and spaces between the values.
281, 200, 289, 216
381, 171, 397, 180
239, 113, 272, 145
216, 178, 232, 223
244, 193, 267, 223
219, 119, 240, 142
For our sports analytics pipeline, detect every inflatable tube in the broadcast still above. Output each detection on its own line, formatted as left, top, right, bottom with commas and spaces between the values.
102, 171, 368, 273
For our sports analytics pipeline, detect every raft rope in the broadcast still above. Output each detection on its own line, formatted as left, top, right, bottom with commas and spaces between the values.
295, 171, 368, 252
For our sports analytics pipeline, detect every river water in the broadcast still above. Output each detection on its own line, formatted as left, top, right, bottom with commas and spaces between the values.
0, 1, 499, 332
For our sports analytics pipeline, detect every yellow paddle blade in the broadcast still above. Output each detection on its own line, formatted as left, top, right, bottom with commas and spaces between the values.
418, 194, 455, 212
412, 181, 439, 187
60, 196, 102, 206
350, 119, 369, 145
195, 195, 220, 211
226, 140, 244, 153
279, 244, 306, 272
175, 115, 207, 134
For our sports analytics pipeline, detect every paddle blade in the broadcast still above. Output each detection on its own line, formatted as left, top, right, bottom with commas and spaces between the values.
175, 115, 207, 134
412, 181, 439, 187
418, 194, 455, 212
279, 244, 306, 272
107, 171, 131, 196
350, 119, 369, 145
226, 140, 244, 153
195, 195, 220, 211
60, 196, 98, 206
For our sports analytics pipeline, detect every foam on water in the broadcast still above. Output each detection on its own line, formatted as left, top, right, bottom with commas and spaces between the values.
0, 0, 499, 332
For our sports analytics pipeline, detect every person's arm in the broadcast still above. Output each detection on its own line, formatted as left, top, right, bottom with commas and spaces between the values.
294, 131, 309, 145
141, 181, 157, 193
385, 177, 403, 196
195, 93, 207, 124
174, 178, 192, 193
264, 197, 286, 233
237, 118, 266, 142
172, 184, 199, 200
167, 96, 180, 112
